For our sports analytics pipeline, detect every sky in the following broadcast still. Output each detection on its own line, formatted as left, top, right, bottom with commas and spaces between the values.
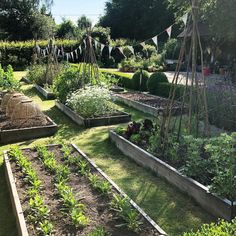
51, 0, 107, 25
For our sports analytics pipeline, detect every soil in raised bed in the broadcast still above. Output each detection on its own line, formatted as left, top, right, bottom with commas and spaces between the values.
116, 92, 181, 109
10, 145, 160, 236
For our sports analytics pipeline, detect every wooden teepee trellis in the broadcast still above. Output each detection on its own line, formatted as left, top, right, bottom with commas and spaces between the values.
160, 0, 210, 149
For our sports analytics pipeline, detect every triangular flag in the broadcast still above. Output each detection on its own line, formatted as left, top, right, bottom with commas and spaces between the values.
36, 45, 41, 54
45, 47, 49, 55
101, 44, 105, 54
127, 46, 134, 55
66, 53, 69, 61
118, 47, 126, 57
166, 26, 172, 39
108, 46, 113, 57
83, 39, 86, 49
140, 42, 145, 47
152, 36, 158, 46
42, 49, 46, 57
71, 52, 74, 61
75, 49, 78, 59
94, 40, 99, 49
79, 45, 82, 54
57, 49, 61, 56
182, 13, 188, 26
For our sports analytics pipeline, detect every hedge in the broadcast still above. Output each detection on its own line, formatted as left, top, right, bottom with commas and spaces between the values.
0, 40, 80, 70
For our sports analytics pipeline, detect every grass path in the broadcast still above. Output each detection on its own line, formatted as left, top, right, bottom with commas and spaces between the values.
0, 75, 215, 235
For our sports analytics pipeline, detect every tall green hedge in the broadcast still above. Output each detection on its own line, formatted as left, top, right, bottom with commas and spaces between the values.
0, 40, 80, 70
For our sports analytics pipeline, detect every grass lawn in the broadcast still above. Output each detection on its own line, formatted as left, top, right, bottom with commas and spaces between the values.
0, 72, 215, 236
99, 68, 133, 79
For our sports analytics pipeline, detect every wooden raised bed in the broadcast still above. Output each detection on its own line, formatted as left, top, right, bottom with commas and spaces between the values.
55, 100, 131, 128
4, 144, 167, 236
34, 84, 56, 100
112, 92, 184, 117
109, 130, 236, 221
0, 116, 57, 144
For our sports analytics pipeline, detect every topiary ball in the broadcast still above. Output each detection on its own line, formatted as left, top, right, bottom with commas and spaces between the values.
131, 69, 149, 91
147, 72, 168, 94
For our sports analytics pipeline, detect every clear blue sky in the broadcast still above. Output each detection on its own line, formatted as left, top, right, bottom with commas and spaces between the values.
51, 0, 107, 25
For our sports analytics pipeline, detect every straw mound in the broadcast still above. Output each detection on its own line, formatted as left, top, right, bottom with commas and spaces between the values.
6, 93, 27, 117
11, 100, 48, 128
1, 92, 20, 113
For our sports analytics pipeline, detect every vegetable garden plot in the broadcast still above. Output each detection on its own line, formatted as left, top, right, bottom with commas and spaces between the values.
34, 84, 55, 100
113, 92, 185, 116
4, 144, 166, 236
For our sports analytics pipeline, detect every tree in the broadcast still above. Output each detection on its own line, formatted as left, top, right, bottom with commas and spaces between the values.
99, 0, 175, 40
77, 15, 92, 31
56, 18, 79, 39
0, 0, 55, 40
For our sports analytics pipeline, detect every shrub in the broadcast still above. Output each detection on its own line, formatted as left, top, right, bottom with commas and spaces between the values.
27, 64, 46, 85
131, 69, 149, 91
147, 72, 168, 94
66, 86, 115, 118
53, 66, 83, 103
183, 219, 236, 236
0, 64, 20, 91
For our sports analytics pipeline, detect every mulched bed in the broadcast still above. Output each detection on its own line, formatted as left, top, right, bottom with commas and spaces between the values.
9, 145, 160, 236
117, 92, 181, 109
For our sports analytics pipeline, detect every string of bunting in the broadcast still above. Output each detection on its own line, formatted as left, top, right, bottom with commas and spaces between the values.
35, 13, 188, 60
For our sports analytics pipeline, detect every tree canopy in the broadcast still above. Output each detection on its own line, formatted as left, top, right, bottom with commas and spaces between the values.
99, 0, 175, 40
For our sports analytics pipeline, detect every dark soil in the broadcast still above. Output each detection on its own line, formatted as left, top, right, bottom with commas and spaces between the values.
117, 92, 181, 109
9, 145, 160, 236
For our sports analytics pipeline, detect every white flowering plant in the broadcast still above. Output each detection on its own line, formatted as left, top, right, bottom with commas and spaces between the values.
66, 86, 116, 118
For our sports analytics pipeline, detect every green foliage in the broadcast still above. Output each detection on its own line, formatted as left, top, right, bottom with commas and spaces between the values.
162, 39, 181, 60
0, 64, 20, 91
131, 69, 149, 91
56, 18, 80, 39
77, 15, 92, 31
183, 218, 236, 236
27, 64, 46, 85
110, 194, 142, 232
88, 226, 110, 236
67, 86, 115, 118
88, 173, 111, 195
147, 72, 168, 94
130, 134, 142, 145
53, 65, 83, 103
99, 0, 174, 40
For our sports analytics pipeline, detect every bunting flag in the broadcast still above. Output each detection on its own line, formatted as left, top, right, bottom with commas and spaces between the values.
57, 49, 61, 56
79, 45, 82, 54
166, 26, 172, 39
101, 44, 105, 54
118, 47, 126, 57
152, 36, 158, 47
75, 49, 78, 59
36, 45, 41, 54
94, 40, 99, 49
108, 46, 113, 57
45, 47, 49, 55
140, 42, 146, 48
66, 53, 69, 61
127, 46, 134, 55
70, 52, 74, 61
83, 39, 87, 49
42, 49, 46, 57
182, 13, 188, 26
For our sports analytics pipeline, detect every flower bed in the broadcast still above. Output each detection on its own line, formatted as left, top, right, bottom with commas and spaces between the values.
109, 129, 236, 220
4, 144, 166, 236
55, 100, 131, 128
113, 92, 184, 116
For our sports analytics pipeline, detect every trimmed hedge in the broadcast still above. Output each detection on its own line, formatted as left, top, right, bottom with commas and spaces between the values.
0, 40, 80, 70
153, 82, 185, 99
147, 72, 168, 94
131, 69, 149, 91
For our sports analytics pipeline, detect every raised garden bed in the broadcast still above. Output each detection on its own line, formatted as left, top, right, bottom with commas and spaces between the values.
55, 100, 131, 128
109, 130, 236, 221
112, 92, 184, 116
34, 84, 56, 100
0, 116, 57, 144
4, 144, 166, 236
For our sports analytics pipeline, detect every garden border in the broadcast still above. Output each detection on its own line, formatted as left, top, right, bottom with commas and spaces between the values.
55, 100, 131, 128
0, 116, 57, 144
109, 130, 236, 220
34, 84, 56, 100
112, 93, 184, 116
4, 144, 167, 236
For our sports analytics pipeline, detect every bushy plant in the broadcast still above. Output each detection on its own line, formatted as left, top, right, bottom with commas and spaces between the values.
0, 64, 20, 91
53, 66, 83, 103
66, 86, 115, 118
27, 64, 46, 85
183, 218, 236, 236
162, 39, 181, 60
147, 72, 168, 94
131, 69, 149, 91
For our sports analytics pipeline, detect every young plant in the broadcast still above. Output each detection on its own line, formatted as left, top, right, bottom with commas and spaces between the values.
88, 226, 111, 236
70, 208, 89, 228
77, 160, 90, 176
37, 220, 54, 236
